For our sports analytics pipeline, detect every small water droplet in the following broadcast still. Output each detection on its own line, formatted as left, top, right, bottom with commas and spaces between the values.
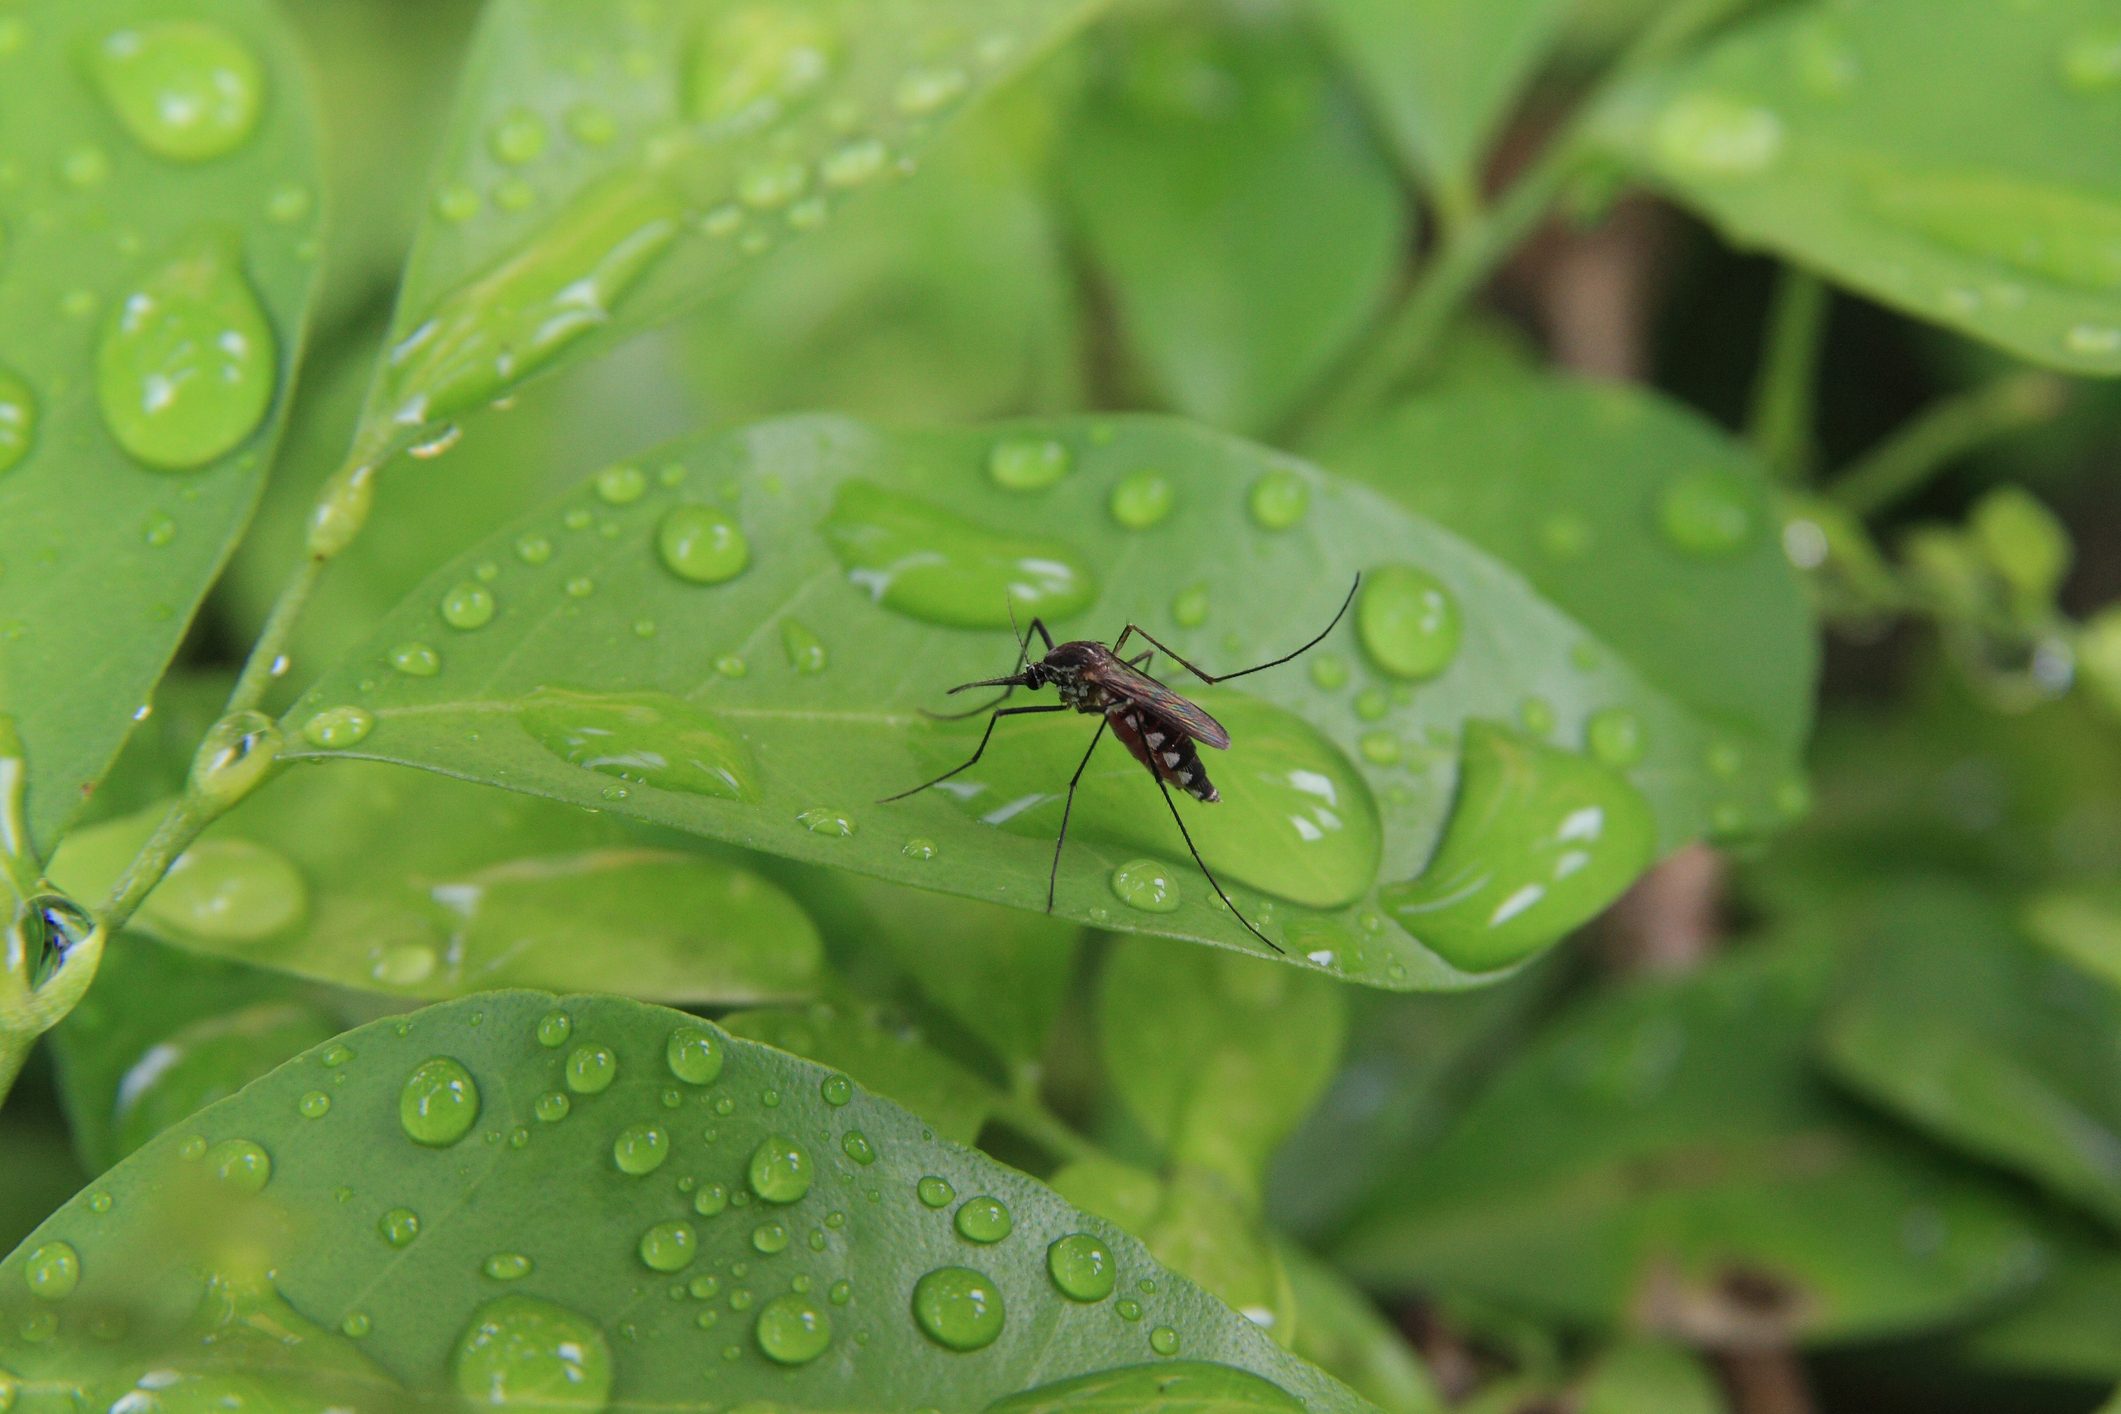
565, 1044, 618, 1094
612, 1123, 670, 1176
205, 1137, 271, 1192
694, 1183, 730, 1217
453, 1295, 613, 1410
94, 23, 263, 161
1247, 470, 1309, 530
389, 641, 442, 677
917, 1175, 955, 1209
187, 709, 280, 805
1585, 707, 1646, 767
842, 1130, 877, 1165
653, 503, 750, 585
748, 1134, 814, 1203
441, 582, 496, 630
490, 108, 548, 166
294, 1089, 332, 1120
797, 806, 854, 836
1658, 468, 1758, 557
1117, 1298, 1142, 1322
342, 1311, 372, 1338
667, 1025, 726, 1085
1108, 469, 1175, 529
400, 1057, 480, 1147
638, 1221, 697, 1272
820, 1073, 853, 1107
23, 1243, 79, 1301
300, 706, 374, 749
896, 66, 968, 115
781, 620, 828, 673
484, 1252, 534, 1282
751, 1220, 789, 1254
1149, 1325, 1180, 1355
901, 837, 938, 861
1046, 1234, 1115, 1302
953, 1196, 1012, 1244
755, 1292, 832, 1366
988, 437, 1071, 492
1356, 566, 1460, 681
911, 1267, 1004, 1351
822, 137, 888, 188
1653, 92, 1785, 179
1110, 858, 1181, 913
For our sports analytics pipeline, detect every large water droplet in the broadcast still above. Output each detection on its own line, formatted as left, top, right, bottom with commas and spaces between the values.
657, 504, 750, 584
400, 1057, 480, 1147
442, 582, 496, 630
453, 1295, 613, 1411
93, 22, 262, 164
612, 1123, 670, 1176
205, 1137, 271, 1192
638, 1220, 696, 1272
911, 1267, 1005, 1352
380, 1208, 420, 1247
1110, 859, 1180, 913
667, 1025, 725, 1085
1653, 93, 1784, 180
520, 687, 756, 802
0, 367, 36, 475
954, 1196, 1012, 1244
755, 1292, 832, 1365
98, 235, 276, 470
1356, 566, 1460, 681
1046, 1234, 1115, 1302
142, 838, 306, 943
187, 710, 281, 806
384, 175, 681, 427
822, 480, 1096, 628
1380, 723, 1656, 972
748, 1134, 813, 1204
565, 1043, 617, 1094
23, 1242, 79, 1301
687, 7, 837, 123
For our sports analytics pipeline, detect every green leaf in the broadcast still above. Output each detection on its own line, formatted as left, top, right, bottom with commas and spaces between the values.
1334, 940, 2057, 1344
1578, 1341, 1727, 1414
988, 1362, 1311, 1411
1594, 0, 2121, 374
2025, 882, 2121, 994
287, 415, 1795, 988
50, 764, 821, 1004
1055, 3, 1408, 434
723, 995, 1001, 1144
0, 0, 323, 856
50, 935, 343, 1172
1321, 377, 1818, 821
0, 1110, 87, 1260
1820, 880, 2121, 1232
0, 991, 1366, 1410
355, 0, 1113, 454
1097, 938, 1346, 1196
1962, 1255, 2121, 1383
1278, 1242, 1444, 1414
1311, 0, 1571, 207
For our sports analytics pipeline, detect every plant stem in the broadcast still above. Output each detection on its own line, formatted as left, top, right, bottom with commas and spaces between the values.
994, 1093, 1100, 1167
1747, 268, 1830, 481
1830, 372, 2069, 517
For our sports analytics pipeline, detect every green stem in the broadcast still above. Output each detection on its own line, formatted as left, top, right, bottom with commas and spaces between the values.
1747, 268, 1830, 481
993, 1093, 1100, 1167
100, 794, 214, 933
1830, 373, 2070, 518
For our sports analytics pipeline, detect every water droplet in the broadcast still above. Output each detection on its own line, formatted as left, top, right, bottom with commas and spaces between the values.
145, 510, 179, 545
60, 145, 110, 188
98, 236, 276, 470
917, 1175, 955, 1209
1108, 469, 1175, 529
780, 619, 828, 674
387, 640, 443, 678
688, 8, 837, 123
188, 709, 280, 805
797, 807, 854, 836
298, 1090, 331, 1119
897, 65, 969, 115
1360, 732, 1400, 766
1046, 1234, 1114, 1302
822, 137, 888, 188
1247, 470, 1309, 530
520, 689, 754, 804
0, 368, 36, 475
694, 1183, 730, 1217
1356, 566, 1460, 680
822, 480, 1096, 627
564, 575, 596, 599
300, 705, 374, 749
612, 1123, 670, 1176
911, 1267, 1004, 1351
266, 184, 311, 224
531, 1090, 572, 1124
842, 1130, 877, 1165
1117, 1298, 1142, 1321
667, 1025, 725, 1085
988, 437, 1071, 492
751, 1220, 789, 1254
490, 108, 548, 165
1658, 469, 1758, 557
205, 1137, 270, 1192
400, 1057, 480, 1147
453, 1295, 613, 1410
754, 1292, 832, 1365
653, 503, 750, 586
1110, 858, 1181, 913
1586, 707, 1646, 767
2062, 28, 2121, 92
438, 582, 495, 631
901, 837, 938, 861
1172, 584, 1210, 628
342, 1311, 372, 1338
748, 1134, 813, 1203
484, 1252, 534, 1282
93, 23, 262, 161
1381, 723, 1656, 972
23, 1243, 79, 1301
1653, 93, 1784, 180
638, 1221, 697, 1272
565, 1043, 618, 1094
1150, 1325, 1180, 1355
141, 838, 306, 944
954, 1197, 1012, 1244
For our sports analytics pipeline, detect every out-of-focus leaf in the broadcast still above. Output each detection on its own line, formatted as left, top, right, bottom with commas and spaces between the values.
0, 1109, 86, 1258
1821, 880, 2121, 1232
52, 766, 821, 1004
1279, 1242, 1444, 1414
988, 1362, 1314, 1412
723, 995, 1001, 1144
1311, 0, 1571, 207
1961, 1255, 2121, 1383
1578, 1340, 1727, 1414
1323, 378, 1817, 834
0, 0, 323, 856
1335, 939, 2057, 1345
74, 672, 233, 830
2025, 883, 2121, 995
0, 992, 1365, 1409
288, 415, 1793, 987
1595, 0, 2121, 374
1056, 1, 1407, 434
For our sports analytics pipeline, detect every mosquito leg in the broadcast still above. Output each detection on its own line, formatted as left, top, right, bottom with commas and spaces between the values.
1154, 776, 1284, 954
878, 704, 1068, 803
1114, 576, 1359, 685
924, 692, 1011, 722
1128, 651, 1153, 669
1047, 718, 1109, 913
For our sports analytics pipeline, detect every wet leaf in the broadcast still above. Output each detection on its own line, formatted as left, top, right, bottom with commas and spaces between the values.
51, 764, 820, 1004
0, 0, 323, 856
1334, 940, 2057, 1344
723, 996, 1001, 1144
1056, 2, 1407, 434
0, 991, 1363, 1410
1595, 0, 2121, 374
1821, 880, 2121, 1232
287, 415, 1802, 990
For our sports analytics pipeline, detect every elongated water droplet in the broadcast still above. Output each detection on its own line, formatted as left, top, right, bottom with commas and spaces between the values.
748, 1134, 813, 1203
896, 66, 969, 115
1110, 859, 1180, 913
1653, 93, 1784, 179
391, 641, 442, 677
300, 706, 373, 749
400, 1057, 480, 1146
842, 1130, 876, 1165
657, 504, 749, 584
520, 687, 756, 802
94, 22, 263, 162
911, 1267, 1005, 1351
822, 480, 1096, 628
755, 1292, 832, 1365
98, 235, 276, 470
987, 437, 1071, 492
1046, 1234, 1115, 1302
0, 367, 36, 475
142, 838, 306, 943
797, 806, 853, 836
453, 1295, 612, 1411
188, 710, 280, 805
1356, 566, 1460, 681
1381, 723, 1655, 972
484, 1252, 533, 1282
781, 620, 827, 673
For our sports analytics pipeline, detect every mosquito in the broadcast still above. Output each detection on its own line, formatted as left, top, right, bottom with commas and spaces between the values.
880, 577, 1360, 954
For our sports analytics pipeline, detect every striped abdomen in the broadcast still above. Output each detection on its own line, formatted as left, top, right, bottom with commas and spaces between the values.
1107, 703, 1219, 803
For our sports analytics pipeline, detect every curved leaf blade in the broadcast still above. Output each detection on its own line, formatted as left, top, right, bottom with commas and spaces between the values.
0, 991, 1364, 1410
0, 0, 324, 855
1594, 0, 2121, 373
287, 415, 1805, 989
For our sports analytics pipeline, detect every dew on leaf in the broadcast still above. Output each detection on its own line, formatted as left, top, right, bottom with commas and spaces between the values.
822, 480, 1096, 628
667, 1025, 725, 1085
911, 1267, 1004, 1351
23, 1243, 79, 1301
1356, 566, 1460, 681
205, 1137, 270, 1192
400, 1057, 480, 1147
441, 583, 496, 630
1110, 859, 1181, 913
1046, 1234, 1115, 1302
564, 1044, 618, 1094
638, 1221, 697, 1272
954, 1197, 1012, 1244
187, 710, 280, 805
748, 1134, 814, 1203
755, 1293, 832, 1365
916, 1175, 955, 1209
988, 437, 1071, 492
1658, 468, 1758, 557
657, 504, 749, 584
300, 706, 373, 750
93, 23, 263, 161
1586, 707, 1646, 767
1246, 470, 1309, 530
613, 1124, 670, 1176
0, 367, 37, 475
842, 1130, 877, 1166
1109, 469, 1175, 529
521, 688, 756, 802
484, 1253, 533, 1282
797, 807, 854, 836
453, 1295, 612, 1411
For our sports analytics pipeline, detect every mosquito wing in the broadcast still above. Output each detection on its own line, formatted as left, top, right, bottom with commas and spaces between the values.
1085, 653, 1232, 750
